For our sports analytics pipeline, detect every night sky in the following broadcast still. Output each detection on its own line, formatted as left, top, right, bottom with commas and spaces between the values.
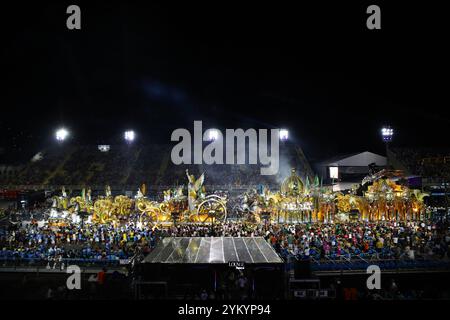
1, 2, 449, 162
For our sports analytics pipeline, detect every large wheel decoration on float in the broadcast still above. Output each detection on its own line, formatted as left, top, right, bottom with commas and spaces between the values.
196, 195, 227, 223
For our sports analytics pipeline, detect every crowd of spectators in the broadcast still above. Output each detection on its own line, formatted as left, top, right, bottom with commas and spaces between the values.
0, 219, 158, 267
163, 220, 450, 262
2, 208, 449, 268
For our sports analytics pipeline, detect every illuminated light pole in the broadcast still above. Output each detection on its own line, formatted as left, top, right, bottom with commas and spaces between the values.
207, 129, 219, 141
124, 130, 135, 143
381, 126, 394, 167
279, 129, 289, 141
55, 128, 69, 142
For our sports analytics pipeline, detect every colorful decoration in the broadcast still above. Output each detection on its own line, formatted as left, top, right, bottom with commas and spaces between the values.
44, 170, 429, 226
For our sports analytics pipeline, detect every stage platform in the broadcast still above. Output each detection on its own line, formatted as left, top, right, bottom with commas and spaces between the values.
143, 237, 283, 264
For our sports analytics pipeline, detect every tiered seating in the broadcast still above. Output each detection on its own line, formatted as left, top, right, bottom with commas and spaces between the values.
1, 143, 314, 188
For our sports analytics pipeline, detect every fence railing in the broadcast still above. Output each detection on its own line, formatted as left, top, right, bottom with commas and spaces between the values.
0, 256, 124, 269
284, 255, 450, 273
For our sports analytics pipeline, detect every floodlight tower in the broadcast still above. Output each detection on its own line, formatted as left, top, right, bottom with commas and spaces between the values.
124, 130, 135, 143
279, 129, 289, 142
207, 129, 219, 141
55, 128, 69, 142
381, 126, 394, 167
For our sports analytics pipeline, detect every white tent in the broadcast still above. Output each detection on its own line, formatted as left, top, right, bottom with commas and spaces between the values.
315, 151, 388, 190
322, 151, 387, 167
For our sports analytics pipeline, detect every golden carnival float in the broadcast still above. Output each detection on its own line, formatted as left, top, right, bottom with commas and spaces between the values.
45, 167, 429, 227
233, 168, 429, 224
126, 169, 227, 224
235, 169, 318, 223
331, 175, 428, 222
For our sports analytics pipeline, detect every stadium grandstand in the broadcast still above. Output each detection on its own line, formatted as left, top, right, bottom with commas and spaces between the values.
388, 147, 450, 210
0, 142, 314, 193
388, 147, 450, 177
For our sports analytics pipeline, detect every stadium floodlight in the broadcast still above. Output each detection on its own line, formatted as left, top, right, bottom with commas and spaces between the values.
124, 130, 135, 142
55, 128, 69, 141
381, 126, 394, 142
279, 129, 289, 141
208, 129, 219, 141
98, 145, 110, 152
381, 126, 394, 167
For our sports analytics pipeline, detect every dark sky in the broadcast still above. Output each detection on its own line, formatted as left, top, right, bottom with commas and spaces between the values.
1, 1, 449, 162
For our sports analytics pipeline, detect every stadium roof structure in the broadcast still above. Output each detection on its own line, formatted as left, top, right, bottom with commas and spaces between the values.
318, 151, 387, 167
143, 237, 283, 264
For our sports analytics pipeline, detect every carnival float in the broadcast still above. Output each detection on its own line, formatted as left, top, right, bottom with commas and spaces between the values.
42, 167, 429, 227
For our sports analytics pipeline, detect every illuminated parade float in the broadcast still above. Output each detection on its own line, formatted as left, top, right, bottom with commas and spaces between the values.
43, 167, 429, 228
